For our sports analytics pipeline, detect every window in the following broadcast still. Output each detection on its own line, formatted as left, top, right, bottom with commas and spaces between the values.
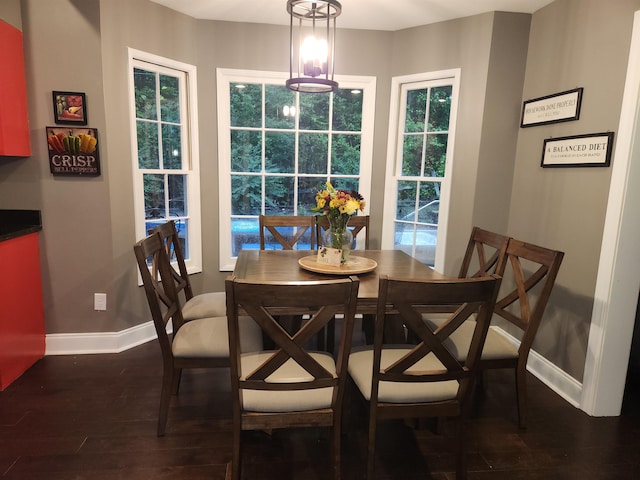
217, 69, 376, 270
128, 49, 202, 273
382, 70, 460, 270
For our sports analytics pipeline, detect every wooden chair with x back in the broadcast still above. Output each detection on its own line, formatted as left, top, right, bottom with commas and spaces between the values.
348, 274, 502, 479
148, 220, 226, 321
259, 215, 316, 250
225, 275, 360, 480
134, 232, 262, 436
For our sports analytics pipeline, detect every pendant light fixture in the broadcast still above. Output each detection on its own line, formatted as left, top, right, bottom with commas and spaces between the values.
286, 0, 341, 93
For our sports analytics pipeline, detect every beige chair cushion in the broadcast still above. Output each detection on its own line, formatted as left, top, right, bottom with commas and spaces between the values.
423, 315, 518, 361
182, 291, 227, 321
172, 315, 262, 358
348, 347, 459, 403
239, 351, 336, 412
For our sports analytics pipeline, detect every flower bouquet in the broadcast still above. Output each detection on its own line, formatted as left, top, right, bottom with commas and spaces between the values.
312, 182, 366, 263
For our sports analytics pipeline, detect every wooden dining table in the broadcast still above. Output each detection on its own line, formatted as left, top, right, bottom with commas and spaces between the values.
232, 249, 447, 343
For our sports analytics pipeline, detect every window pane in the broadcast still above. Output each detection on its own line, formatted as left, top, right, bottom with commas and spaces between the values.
396, 180, 417, 220
413, 224, 438, 266
144, 173, 165, 219
231, 83, 262, 128
265, 132, 295, 173
168, 174, 186, 217
329, 177, 359, 194
159, 74, 180, 123
162, 124, 182, 169
299, 94, 329, 130
402, 134, 423, 177
299, 133, 328, 174
134, 68, 157, 120
417, 182, 440, 224
405, 88, 427, 133
172, 218, 189, 260
232, 217, 260, 255
231, 130, 262, 172
297, 177, 325, 215
265, 85, 296, 129
331, 134, 360, 175
333, 88, 362, 131
231, 175, 261, 215
137, 121, 159, 169
429, 86, 452, 132
264, 176, 295, 215
424, 134, 448, 177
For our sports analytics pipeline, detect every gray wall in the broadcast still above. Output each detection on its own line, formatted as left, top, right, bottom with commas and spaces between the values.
508, 0, 640, 380
1, 0, 639, 383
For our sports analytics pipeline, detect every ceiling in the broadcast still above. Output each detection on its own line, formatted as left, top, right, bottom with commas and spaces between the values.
148, 0, 555, 32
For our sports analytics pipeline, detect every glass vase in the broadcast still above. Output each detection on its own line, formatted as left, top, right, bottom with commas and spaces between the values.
323, 215, 353, 264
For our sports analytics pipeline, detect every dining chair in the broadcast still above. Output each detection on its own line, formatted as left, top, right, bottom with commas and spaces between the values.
316, 214, 370, 250
225, 275, 360, 480
134, 232, 262, 436
458, 226, 510, 278
426, 238, 564, 429
148, 220, 226, 321
259, 214, 316, 250
348, 274, 501, 479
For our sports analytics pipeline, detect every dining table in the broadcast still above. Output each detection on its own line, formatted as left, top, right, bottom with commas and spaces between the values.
232, 249, 447, 343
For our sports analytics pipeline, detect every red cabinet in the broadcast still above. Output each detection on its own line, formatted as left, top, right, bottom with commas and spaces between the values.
0, 20, 31, 157
0, 233, 45, 390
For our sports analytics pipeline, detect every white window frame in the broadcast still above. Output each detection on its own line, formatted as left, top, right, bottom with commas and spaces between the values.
128, 48, 203, 274
216, 68, 376, 271
381, 69, 461, 273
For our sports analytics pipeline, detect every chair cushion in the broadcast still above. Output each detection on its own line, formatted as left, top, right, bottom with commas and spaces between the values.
422, 315, 518, 361
182, 291, 227, 321
239, 351, 336, 412
172, 315, 262, 358
348, 347, 459, 403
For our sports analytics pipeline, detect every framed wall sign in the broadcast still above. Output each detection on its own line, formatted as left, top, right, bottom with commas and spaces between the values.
521, 87, 583, 127
52, 91, 87, 125
541, 132, 614, 168
46, 126, 100, 176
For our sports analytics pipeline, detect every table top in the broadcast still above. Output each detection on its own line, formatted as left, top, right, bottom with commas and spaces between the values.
233, 250, 445, 309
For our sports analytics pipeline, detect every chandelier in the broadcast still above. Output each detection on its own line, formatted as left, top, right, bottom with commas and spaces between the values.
286, 0, 342, 93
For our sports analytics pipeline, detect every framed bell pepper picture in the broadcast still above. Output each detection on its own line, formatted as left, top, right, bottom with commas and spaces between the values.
52, 91, 87, 125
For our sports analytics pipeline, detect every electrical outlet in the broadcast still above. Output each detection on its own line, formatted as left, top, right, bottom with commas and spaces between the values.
94, 293, 107, 311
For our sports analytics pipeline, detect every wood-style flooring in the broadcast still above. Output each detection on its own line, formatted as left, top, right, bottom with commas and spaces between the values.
1, 336, 640, 479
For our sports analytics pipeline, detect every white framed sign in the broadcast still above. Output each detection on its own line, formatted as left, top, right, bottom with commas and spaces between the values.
541, 132, 614, 168
521, 88, 583, 127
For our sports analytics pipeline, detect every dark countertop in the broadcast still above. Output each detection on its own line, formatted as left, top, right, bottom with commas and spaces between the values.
0, 210, 42, 242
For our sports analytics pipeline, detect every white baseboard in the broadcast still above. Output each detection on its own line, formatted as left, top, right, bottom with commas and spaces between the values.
45, 321, 159, 355
44, 322, 584, 410
492, 326, 583, 408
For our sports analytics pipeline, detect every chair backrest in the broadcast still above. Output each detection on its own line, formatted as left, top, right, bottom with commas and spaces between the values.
259, 215, 316, 250
494, 238, 564, 356
458, 226, 510, 278
225, 275, 359, 406
148, 220, 193, 302
372, 274, 501, 405
316, 214, 370, 250
134, 232, 185, 357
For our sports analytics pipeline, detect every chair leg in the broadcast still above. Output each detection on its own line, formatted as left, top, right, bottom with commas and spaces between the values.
515, 365, 528, 429
157, 366, 174, 437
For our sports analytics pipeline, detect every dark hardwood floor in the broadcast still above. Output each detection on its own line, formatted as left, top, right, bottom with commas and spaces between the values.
2, 333, 640, 479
